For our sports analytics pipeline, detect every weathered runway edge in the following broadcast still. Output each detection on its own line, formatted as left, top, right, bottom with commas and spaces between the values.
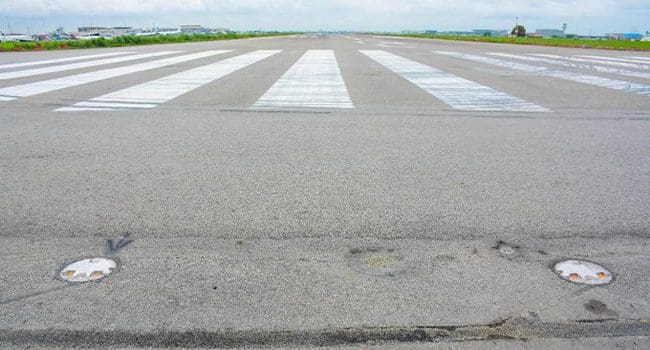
1, 318, 648, 348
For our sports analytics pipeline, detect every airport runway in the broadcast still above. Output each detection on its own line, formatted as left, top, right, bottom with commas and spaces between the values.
1, 35, 648, 348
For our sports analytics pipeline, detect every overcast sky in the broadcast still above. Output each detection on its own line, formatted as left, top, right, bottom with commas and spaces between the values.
1, 0, 648, 35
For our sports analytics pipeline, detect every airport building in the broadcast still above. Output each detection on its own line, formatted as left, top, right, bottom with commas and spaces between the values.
606, 33, 644, 40
472, 29, 509, 37
74, 26, 133, 39
180, 25, 208, 34
535, 29, 566, 38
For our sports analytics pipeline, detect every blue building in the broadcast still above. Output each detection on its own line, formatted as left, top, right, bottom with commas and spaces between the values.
607, 33, 643, 40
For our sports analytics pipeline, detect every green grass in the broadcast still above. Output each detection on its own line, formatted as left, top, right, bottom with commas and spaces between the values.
385, 34, 650, 51
0, 32, 298, 52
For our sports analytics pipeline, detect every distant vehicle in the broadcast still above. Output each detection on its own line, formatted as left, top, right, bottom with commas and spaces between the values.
0, 32, 34, 42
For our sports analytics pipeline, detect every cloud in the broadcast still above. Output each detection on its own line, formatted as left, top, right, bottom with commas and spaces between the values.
0, 0, 639, 16
1, 0, 647, 34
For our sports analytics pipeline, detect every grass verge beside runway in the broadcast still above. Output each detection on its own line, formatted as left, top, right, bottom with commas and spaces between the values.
0, 32, 299, 52
387, 34, 650, 51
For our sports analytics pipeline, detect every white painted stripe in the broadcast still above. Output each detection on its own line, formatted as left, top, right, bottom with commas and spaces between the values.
488, 52, 650, 79
361, 50, 547, 112
0, 50, 230, 101
55, 107, 119, 112
531, 53, 649, 70
489, 53, 555, 62
435, 51, 650, 96
59, 50, 280, 111
576, 55, 650, 66
0, 51, 180, 80
0, 52, 134, 70
76, 101, 158, 109
55, 102, 150, 111
625, 56, 650, 62
252, 50, 353, 110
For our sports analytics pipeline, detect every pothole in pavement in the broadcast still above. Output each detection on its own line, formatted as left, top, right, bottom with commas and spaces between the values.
584, 299, 619, 317
347, 247, 406, 277
494, 241, 522, 260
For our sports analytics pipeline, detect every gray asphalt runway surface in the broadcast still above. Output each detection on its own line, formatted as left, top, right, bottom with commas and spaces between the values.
1, 35, 648, 348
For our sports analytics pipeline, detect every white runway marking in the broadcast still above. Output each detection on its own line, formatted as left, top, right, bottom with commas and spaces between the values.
576, 55, 650, 66
435, 51, 650, 96
252, 50, 353, 110
0, 52, 134, 70
63, 101, 159, 110
0, 50, 230, 101
488, 52, 650, 79
59, 50, 280, 111
625, 56, 650, 62
0, 51, 180, 80
531, 54, 649, 70
361, 50, 548, 112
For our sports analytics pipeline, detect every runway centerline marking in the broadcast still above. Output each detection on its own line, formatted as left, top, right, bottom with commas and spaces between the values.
58, 50, 281, 111
0, 52, 135, 70
252, 50, 354, 110
0, 50, 231, 101
0, 51, 180, 80
360, 50, 548, 112
435, 51, 650, 96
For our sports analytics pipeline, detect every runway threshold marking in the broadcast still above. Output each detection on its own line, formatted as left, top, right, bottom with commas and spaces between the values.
0, 52, 135, 70
360, 50, 548, 112
435, 51, 650, 96
0, 50, 231, 102
488, 53, 650, 80
530, 54, 650, 70
575, 55, 650, 67
251, 50, 354, 110
625, 56, 650, 62
0, 51, 180, 80
433, 51, 650, 95
58, 50, 281, 111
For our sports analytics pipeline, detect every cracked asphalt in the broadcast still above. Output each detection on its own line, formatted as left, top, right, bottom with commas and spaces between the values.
0, 35, 649, 348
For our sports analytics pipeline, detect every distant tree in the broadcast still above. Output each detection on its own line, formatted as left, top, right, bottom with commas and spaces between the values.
511, 25, 526, 37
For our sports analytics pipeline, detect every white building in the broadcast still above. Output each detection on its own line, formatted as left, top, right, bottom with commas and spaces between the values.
535, 29, 565, 38
180, 25, 207, 34
0, 32, 33, 42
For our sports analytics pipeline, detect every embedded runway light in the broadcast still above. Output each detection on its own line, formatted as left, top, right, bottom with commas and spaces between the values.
59, 258, 117, 282
553, 260, 613, 285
